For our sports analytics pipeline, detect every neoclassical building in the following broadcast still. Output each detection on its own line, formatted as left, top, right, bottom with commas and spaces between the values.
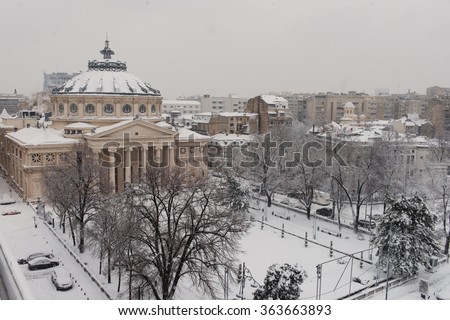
1, 39, 209, 200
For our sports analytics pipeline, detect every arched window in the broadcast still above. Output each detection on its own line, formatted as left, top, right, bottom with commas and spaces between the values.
85, 104, 95, 114
123, 104, 132, 114
70, 103, 78, 113
139, 104, 147, 114
104, 104, 114, 114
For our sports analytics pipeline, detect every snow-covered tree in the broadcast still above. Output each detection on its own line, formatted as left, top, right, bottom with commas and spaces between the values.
220, 168, 251, 214
371, 195, 440, 276
124, 168, 250, 300
253, 263, 307, 300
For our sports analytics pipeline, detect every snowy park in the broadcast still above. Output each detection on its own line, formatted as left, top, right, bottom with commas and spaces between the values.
1, 173, 448, 301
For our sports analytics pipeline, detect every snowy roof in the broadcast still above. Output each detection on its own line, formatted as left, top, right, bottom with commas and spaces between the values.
155, 121, 174, 129
261, 95, 288, 105
52, 41, 160, 97
218, 112, 258, 117
53, 69, 160, 96
344, 101, 356, 109
210, 133, 253, 146
0, 108, 12, 119
325, 121, 342, 131
85, 119, 134, 136
64, 122, 98, 130
176, 127, 210, 142
407, 113, 420, 121
8, 127, 78, 146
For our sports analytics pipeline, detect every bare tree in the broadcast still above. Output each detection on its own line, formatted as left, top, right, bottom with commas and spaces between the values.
330, 178, 345, 230
89, 194, 128, 283
328, 139, 386, 232
42, 142, 109, 253
123, 168, 249, 300
238, 126, 293, 208
286, 135, 326, 220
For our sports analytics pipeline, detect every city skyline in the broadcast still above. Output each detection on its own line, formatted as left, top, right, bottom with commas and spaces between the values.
1, 0, 450, 99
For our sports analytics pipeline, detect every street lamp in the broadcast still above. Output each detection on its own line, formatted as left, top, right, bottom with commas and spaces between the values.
313, 209, 317, 240
236, 262, 261, 299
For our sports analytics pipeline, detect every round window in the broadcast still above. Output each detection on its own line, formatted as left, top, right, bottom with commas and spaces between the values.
58, 104, 64, 113
85, 104, 95, 114
104, 104, 114, 114
139, 104, 147, 114
123, 104, 132, 114
151, 104, 156, 113
70, 103, 78, 113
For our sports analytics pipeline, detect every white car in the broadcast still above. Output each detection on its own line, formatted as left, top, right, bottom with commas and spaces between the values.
51, 268, 73, 291
18, 252, 55, 265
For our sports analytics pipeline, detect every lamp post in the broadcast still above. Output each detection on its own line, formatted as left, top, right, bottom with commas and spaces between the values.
236, 262, 260, 300
385, 221, 393, 300
313, 209, 317, 240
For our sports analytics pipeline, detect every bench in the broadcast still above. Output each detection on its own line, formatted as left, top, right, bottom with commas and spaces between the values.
320, 228, 341, 237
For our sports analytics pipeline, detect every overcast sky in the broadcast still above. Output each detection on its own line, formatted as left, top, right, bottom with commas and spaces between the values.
1, 0, 450, 99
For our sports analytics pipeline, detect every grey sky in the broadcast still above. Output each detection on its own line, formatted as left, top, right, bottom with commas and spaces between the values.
1, 0, 450, 99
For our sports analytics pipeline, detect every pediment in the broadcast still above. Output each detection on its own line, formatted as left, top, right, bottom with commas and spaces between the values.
88, 119, 177, 140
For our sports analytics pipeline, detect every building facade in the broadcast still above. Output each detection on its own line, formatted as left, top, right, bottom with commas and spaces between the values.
0, 92, 28, 115
1, 40, 209, 201
245, 95, 292, 134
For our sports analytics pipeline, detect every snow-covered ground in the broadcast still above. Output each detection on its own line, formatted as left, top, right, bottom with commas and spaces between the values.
0, 175, 448, 300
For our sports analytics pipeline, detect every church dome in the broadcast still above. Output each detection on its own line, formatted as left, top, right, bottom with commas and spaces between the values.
52, 39, 160, 96
344, 101, 355, 110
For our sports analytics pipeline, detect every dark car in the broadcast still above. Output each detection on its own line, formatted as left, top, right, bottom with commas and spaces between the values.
0, 200, 16, 205
18, 252, 55, 265
27, 257, 59, 271
358, 219, 376, 229
316, 208, 333, 218
2, 210, 21, 216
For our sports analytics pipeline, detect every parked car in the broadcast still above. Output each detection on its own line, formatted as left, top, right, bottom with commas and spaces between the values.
316, 207, 333, 218
312, 190, 331, 206
18, 252, 55, 265
272, 210, 291, 220
51, 268, 73, 291
2, 210, 21, 216
0, 200, 16, 205
27, 257, 59, 271
358, 219, 376, 229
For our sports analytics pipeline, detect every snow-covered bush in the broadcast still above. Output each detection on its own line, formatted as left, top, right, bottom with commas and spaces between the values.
253, 263, 307, 300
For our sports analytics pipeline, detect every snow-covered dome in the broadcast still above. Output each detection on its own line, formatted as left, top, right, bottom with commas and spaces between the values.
52, 39, 160, 96
344, 102, 355, 110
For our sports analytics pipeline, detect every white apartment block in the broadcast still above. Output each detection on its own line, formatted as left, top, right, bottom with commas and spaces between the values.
198, 94, 249, 113
162, 100, 201, 115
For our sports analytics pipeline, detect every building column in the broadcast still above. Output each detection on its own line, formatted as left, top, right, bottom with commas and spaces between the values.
140, 146, 148, 179
168, 146, 174, 169
125, 147, 132, 184
132, 148, 139, 183
108, 147, 117, 192
155, 146, 162, 167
